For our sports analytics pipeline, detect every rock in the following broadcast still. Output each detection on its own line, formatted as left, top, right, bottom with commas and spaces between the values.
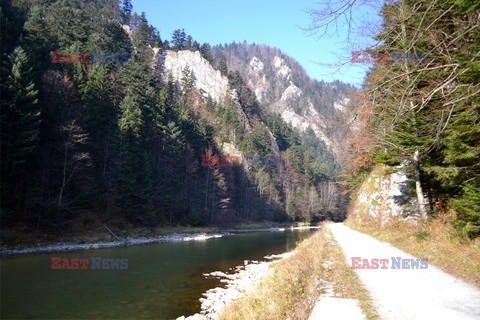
205, 271, 228, 278
180, 254, 290, 320
183, 314, 206, 320
321, 260, 333, 270
163, 50, 229, 104
351, 163, 427, 226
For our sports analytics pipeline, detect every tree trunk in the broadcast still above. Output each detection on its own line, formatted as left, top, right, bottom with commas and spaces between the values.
58, 146, 68, 208
413, 150, 428, 219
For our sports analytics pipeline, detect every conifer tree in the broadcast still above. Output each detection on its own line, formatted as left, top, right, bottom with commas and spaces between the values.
0, 46, 41, 221
171, 29, 187, 50
181, 65, 194, 94
118, 95, 143, 139
217, 53, 228, 76
1, 46, 41, 181
121, 0, 132, 25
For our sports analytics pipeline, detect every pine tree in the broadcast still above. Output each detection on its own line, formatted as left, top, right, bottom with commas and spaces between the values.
181, 65, 194, 94
138, 12, 150, 40
45, 2, 89, 48
171, 29, 187, 50
22, 5, 50, 74
121, 0, 132, 25
1, 46, 41, 181
186, 35, 193, 50
0, 46, 41, 222
118, 95, 143, 139
200, 43, 213, 64
217, 53, 228, 76
80, 63, 117, 196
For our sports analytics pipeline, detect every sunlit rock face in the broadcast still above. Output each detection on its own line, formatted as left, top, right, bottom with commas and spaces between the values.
247, 56, 269, 103
350, 163, 423, 226
161, 50, 280, 155
243, 55, 351, 156
163, 50, 342, 159
163, 50, 229, 103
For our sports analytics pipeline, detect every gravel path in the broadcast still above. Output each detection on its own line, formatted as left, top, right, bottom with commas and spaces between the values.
328, 223, 480, 320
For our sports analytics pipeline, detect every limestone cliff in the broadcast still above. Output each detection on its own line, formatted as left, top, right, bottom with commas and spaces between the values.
211, 43, 355, 159
160, 49, 280, 158
162, 50, 229, 103
246, 54, 341, 153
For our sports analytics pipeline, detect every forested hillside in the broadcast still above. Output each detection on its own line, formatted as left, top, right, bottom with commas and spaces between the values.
0, 0, 351, 239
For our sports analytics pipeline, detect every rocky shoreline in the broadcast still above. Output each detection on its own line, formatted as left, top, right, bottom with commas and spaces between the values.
0, 226, 319, 256
0, 233, 226, 256
177, 252, 294, 320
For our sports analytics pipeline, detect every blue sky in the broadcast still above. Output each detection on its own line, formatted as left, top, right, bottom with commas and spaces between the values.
131, 0, 378, 86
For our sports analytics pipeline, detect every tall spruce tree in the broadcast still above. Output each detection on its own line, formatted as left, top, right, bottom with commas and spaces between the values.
121, 0, 132, 25
0, 46, 41, 221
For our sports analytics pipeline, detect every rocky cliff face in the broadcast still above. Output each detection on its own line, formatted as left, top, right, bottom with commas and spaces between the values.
162, 50, 229, 103
158, 43, 356, 161
349, 164, 424, 226
248, 54, 341, 151
160, 49, 280, 156
211, 43, 355, 158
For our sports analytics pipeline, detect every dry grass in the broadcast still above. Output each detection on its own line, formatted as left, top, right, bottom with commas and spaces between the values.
346, 211, 480, 287
230, 221, 315, 230
219, 224, 378, 320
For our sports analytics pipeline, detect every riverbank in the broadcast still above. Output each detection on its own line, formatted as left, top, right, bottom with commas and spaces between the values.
0, 221, 305, 249
178, 253, 294, 320
0, 223, 318, 256
181, 224, 377, 320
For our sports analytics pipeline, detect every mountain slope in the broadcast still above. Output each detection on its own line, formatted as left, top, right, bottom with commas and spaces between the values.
211, 43, 355, 157
159, 45, 346, 222
0, 0, 348, 243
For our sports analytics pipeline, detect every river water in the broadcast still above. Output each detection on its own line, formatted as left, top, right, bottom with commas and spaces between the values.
0, 228, 315, 319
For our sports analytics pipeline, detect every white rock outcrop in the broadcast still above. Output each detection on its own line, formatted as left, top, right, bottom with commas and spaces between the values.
273, 56, 291, 78
280, 83, 302, 102
163, 50, 230, 103
162, 51, 279, 155
247, 57, 270, 103
350, 163, 424, 226
244, 54, 346, 153
249, 56, 264, 72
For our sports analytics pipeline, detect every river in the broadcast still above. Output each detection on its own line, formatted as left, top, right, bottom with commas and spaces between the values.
0, 228, 315, 319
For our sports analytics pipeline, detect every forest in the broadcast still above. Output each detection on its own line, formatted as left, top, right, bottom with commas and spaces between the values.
0, 0, 348, 239
334, 0, 480, 238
